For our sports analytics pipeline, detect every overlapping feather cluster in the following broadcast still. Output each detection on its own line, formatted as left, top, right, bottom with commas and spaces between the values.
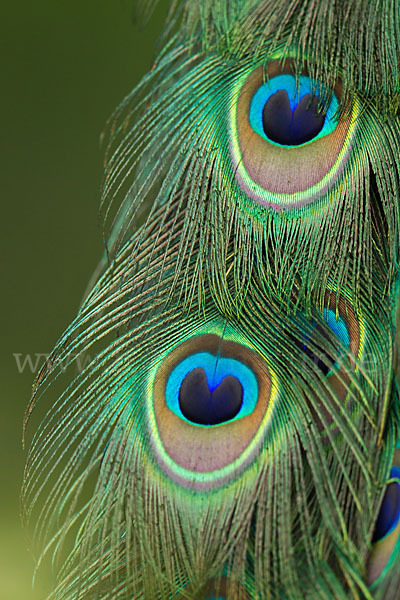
23, 1, 400, 598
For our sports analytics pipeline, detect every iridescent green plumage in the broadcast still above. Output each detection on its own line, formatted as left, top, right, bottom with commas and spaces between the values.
103, 0, 400, 312
23, 1, 400, 598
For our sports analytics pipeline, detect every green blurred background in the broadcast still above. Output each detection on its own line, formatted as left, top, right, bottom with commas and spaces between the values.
1, 2, 165, 598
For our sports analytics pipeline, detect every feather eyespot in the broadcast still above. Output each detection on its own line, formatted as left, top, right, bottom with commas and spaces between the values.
229, 58, 358, 208
300, 296, 360, 377
147, 331, 275, 489
367, 453, 400, 586
302, 308, 351, 376
372, 468, 400, 543
249, 74, 339, 147
297, 294, 363, 435
166, 352, 258, 427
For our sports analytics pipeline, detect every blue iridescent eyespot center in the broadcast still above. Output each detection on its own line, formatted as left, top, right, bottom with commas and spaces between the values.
166, 353, 258, 426
249, 74, 339, 147
302, 309, 350, 375
323, 309, 351, 348
372, 467, 400, 542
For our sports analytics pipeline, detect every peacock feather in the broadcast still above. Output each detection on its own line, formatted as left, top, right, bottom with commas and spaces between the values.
23, 1, 400, 599
101, 0, 400, 312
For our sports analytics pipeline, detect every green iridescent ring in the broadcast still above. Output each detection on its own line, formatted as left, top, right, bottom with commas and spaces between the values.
146, 322, 277, 489
229, 59, 359, 208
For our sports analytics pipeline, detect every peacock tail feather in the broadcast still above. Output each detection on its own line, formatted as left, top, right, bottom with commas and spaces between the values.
101, 0, 400, 312
23, 0, 400, 598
